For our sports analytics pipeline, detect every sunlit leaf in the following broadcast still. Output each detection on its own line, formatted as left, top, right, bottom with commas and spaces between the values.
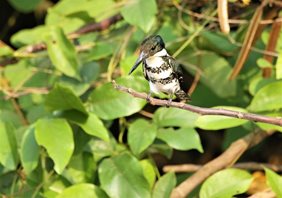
35, 118, 74, 174
45, 26, 80, 79
121, 0, 157, 32
248, 81, 282, 112
57, 183, 109, 198
153, 107, 198, 128
195, 106, 249, 130
88, 76, 148, 120
152, 172, 176, 198
157, 127, 203, 152
128, 119, 157, 156
99, 153, 150, 198
200, 168, 253, 198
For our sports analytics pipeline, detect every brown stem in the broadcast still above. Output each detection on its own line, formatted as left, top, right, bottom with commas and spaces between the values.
170, 130, 273, 198
112, 81, 282, 127
163, 162, 282, 172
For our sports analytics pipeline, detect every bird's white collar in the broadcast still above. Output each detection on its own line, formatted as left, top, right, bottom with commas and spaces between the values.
153, 48, 168, 57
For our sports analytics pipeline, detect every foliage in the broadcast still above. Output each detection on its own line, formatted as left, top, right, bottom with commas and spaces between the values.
0, 0, 282, 197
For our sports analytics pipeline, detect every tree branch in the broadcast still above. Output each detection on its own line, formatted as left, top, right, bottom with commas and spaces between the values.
163, 162, 282, 172
24, 14, 123, 54
112, 81, 282, 127
170, 129, 274, 198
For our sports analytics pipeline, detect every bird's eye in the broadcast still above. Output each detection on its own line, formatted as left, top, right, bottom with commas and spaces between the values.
151, 46, 156, 50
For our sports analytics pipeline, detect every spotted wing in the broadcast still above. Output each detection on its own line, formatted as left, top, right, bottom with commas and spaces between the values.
142, 62, 149, 81
166, 56, 184, 82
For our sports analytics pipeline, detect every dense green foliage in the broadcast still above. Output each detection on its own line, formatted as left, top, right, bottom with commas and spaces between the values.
1, 0, 282, 197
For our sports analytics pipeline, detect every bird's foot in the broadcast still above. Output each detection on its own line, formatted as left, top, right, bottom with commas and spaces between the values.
166, 98, 172, 108
146, 92, 152, 102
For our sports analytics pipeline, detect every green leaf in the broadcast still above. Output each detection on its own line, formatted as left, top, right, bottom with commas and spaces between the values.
183, 52, 237, 98
57, 183, 109, 198
140, 160, 156, 189
11, 25, 47, 47
128, 119, 157, 156
152, 172, 176, 198
8, 0, 42, 13
45, 26, 80, 79
62, 111, 109, 141
121, 0, 157, 32
200, 168, 253, 198
153, 107, 198, 128
35, 118, 74, 174
0, 121, 19, 170
20, 126, 39, 174
257, 58, 273, 69
248, 81, 282, 112
88, 76, 148, 120
45, 84, 87, 114
265, 168, 282, 197
86, 43, 114, 61
157, 128, 203, 152
4, 60, 33, 89
195, 106, 249, 130
248, 74, 276, 96
275, 54, 282, 79
98, 153, 150, 198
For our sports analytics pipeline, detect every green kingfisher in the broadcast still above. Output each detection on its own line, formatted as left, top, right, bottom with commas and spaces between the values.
129, 35, 190, 104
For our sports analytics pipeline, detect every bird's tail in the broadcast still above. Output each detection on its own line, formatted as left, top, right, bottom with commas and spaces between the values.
175, 89, 191, 103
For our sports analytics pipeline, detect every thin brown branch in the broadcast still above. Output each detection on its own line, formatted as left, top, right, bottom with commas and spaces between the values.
229, 0, 267, 80
217, 0, 230, 34
163, 162, 282, 173
262, 19, 282, 77
170, 129, 274, 198
112, 81, 282, 127
24, 14, 123, 54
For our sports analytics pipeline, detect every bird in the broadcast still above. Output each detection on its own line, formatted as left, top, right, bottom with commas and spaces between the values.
128, 35, 190, 104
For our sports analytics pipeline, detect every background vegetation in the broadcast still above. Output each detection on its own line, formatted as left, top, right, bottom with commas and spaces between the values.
0, 0, 282, 197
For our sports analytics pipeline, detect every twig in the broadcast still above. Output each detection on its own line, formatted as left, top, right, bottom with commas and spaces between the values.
170, 129, 274, 198
217, 0, 230, 34
112, 81, 282, 127
24, 14, 123, 54
163, 162, 282, 173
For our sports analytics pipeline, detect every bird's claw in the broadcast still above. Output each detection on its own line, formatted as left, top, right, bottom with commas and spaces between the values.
166, 98, 172, 108
146, 93, 152, 102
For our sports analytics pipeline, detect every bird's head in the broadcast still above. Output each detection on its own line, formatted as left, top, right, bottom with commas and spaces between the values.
129, 35, 165, 74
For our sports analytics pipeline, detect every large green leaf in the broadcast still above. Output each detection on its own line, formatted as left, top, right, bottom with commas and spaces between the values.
200, 168, 253, 198
183, 51, 237, 98
8, 0, 42, 13
45, 84, 87, 114
57, 183, 109, 198
248, 81, 282, 112
121, 0, 157, 32
61, 111, 109, 141
265, 168, 282, 197
153, 107, 198, 128
157, 128, 203, 152
20, 126, 39, 174
35, 118, 74, 174
128, 119, 157, 156
98, 153, 150, 198
45, 26, 80, 79
0, 121, 19, 170
88, 76, 148, 120
195, 106, 249, 130
152, 172, 176, 198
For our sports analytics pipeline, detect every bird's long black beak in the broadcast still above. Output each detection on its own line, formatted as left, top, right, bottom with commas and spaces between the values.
128, 52, 146, 75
